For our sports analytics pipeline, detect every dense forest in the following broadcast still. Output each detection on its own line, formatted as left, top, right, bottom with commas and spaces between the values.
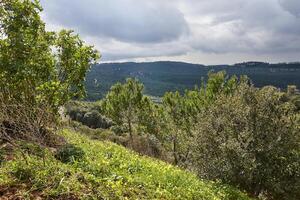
85, 61, 300, 100
0, 0, 299, 200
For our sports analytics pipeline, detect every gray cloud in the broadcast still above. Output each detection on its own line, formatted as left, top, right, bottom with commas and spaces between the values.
40, 0, 300, 63
40, 0, 189, 43
181, 0, 300, 54
279, 0, 300, 17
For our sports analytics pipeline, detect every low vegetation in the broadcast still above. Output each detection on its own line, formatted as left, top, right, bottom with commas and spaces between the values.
0, 129, 252, 199
65, 101, 113, 129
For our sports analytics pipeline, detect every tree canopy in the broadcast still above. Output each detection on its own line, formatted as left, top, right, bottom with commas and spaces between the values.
0, 0, 100, 113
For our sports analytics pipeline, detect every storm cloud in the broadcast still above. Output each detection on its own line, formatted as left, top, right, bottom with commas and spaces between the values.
40, 0, 300, 64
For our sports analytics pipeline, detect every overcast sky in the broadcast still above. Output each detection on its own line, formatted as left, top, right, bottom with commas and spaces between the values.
40, 0, 300, 64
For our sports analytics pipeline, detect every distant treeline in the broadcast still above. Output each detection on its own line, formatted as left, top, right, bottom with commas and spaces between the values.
85, 61, 300, 100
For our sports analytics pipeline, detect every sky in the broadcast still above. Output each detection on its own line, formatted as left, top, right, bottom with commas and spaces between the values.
40, 0, 300, 64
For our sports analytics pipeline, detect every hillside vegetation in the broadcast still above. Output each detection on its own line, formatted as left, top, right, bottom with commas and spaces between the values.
0, 129, 252, 199
1, 1, 299, 200
72, 75, 300, 200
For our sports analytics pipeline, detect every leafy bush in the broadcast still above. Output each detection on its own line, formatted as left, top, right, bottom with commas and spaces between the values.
0, 0, 99, 157
0, 0, 99, 114
66, 101, 113, 129
55, 144, 85, 163
82, 111, 112, 129
128, 134, 166, 160
191, 83, 300, 200
161, 71, 240, 166
110, 125, 126, 135
70, 121, 113, 141
0, 90, 59, 146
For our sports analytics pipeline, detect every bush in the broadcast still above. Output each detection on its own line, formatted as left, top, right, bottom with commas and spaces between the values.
0, 0, 99, 114
55, 144, 85, 163
191, 84, 300, 199
110, 125, 126, 135
0, 89, 59, 147
12, 165, 34, 183
18, 142, 47, 158
65, 101, 113, 129
70, 121, 113, 141
82, 111, 113, 129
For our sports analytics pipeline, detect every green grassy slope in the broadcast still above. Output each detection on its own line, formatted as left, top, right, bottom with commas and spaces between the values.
0, 130, 253, 199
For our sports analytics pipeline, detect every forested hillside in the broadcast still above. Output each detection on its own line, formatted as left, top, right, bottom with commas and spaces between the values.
85, 61, 300, 100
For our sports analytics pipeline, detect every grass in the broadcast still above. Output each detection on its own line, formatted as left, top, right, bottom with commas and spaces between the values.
0, 129, 253, 199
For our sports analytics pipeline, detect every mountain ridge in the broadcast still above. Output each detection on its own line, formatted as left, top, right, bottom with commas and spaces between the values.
85, 61, 300, 100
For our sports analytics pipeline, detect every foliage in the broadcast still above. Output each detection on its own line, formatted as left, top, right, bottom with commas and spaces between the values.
55, 144, 85, 164
285, 85, 300, 111
191, 82, 300, 200
0, 129, 253, 199
161, 72, 241, 166
0, 0, 99, 113
136, 98, 164, 136
102, 78, 153, 140
69, 120, 116, 143
66, 101, 113, 129
99, 73, 299, 199
110, 125, 126, 135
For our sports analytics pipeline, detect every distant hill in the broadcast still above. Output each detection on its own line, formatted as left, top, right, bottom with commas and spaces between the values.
85, 61, 300, 100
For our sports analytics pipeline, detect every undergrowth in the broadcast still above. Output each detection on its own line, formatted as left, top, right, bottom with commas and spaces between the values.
0, 129, 253, 199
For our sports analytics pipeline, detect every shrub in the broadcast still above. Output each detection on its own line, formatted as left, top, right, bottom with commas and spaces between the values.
110, 125, 126, 135
55, 144, 85, 163
83, 111, 113, 129
18, 142, 47, 158
0, 89, 58, 146
191, 84, 300, 199
66, 101, 113, 129
70, 121, 113, 141
12, 165, 34, 183
0, 0, 99, 114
